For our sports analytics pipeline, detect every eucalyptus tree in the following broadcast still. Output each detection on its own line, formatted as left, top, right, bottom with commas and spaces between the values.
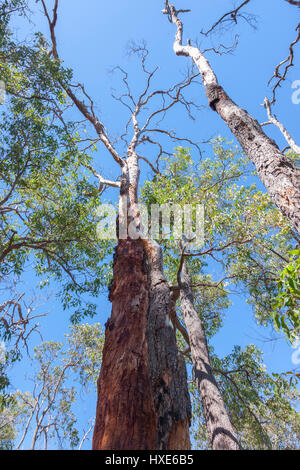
0, 323, 104, 450
1, 0, 299, 451
1, 318, 298, 450
162, 1, 300, 235
141, 143, 300, 449
190, 344, 300, 450
0, 1, 114, 353
2, 0, 204, 450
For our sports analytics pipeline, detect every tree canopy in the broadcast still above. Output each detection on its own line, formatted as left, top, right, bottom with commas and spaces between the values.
0, 0, 299, 451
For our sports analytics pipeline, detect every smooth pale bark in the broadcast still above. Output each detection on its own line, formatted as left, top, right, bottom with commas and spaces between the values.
180, 262, 240, 450
263, 97, 300, 155
167, 4, 300, 234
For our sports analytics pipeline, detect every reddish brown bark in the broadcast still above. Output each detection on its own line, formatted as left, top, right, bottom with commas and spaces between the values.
92, 239, 157, 450
92, 238, 191, 450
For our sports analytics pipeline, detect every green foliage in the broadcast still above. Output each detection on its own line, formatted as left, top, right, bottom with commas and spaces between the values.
141, 141, 300, 449
191, 345, 300, 450
272, 249, 300, 343
0, 396, 21, 450
0, 4, 114, 328
141, 140, 295, 335
285, 149, 300, 164
0, 343, 20, 412
0, 323, 104, 450
1, 3, 299, 451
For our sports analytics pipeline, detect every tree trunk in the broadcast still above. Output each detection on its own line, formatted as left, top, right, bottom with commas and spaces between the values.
145, 239, 191, 449
92, 238, 191, 450
167, 4, 300, 235
92, 239, 157, 449
179, 262, 240, 450
92, 121, 191, 449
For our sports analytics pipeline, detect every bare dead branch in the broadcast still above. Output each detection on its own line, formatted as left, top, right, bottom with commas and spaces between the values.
82, 162, 121, 193
263, 97, 300, 154
37, 0, 125, 168
40, 0, 59, 58
184, 238, 253, 258
201, 35, 240, 56
0, 288, 48, 356
78, 418, 95, 450
268, 23, 300, 104
199, 0, 255, 37
139, 128, 203, 158
110, 44, 204, 164
137, 154, 161, 175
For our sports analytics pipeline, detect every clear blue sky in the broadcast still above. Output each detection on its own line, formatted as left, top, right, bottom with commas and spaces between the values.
5, 0, 300, 449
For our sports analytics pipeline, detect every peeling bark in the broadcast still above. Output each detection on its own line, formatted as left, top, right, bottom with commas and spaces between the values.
92, 239, 157, 450
167, 4, 300, 235
92, 50, 191, 449
40, 0, 191, 450
145, 239, 191, 450
92, 238, 191, 450
93, 160, 191, 450
180, 262, 240, 450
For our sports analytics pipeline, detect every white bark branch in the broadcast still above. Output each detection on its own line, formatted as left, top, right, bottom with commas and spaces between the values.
263, 97, 300, 155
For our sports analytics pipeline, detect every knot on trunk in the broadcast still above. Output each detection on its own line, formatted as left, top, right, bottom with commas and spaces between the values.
205, 84, 224, 111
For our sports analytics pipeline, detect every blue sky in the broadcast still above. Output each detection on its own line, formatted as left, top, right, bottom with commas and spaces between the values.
3, 0, 300, 449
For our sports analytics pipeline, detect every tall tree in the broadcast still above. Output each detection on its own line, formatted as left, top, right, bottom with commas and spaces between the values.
2, 1, 299, 451
0, 323, 104, 450
0, 1, 114, 342
141, 143, 300, 449
163, 2, 300, 235
179, 261, 240, 450
33, 0, 196, 450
